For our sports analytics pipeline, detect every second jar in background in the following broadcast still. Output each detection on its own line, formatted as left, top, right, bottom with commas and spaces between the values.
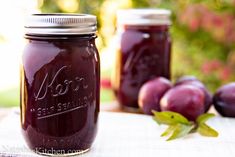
112, 9, 172, 110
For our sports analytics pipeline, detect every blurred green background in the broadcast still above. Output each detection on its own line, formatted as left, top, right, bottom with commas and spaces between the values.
1, 0, 235, 107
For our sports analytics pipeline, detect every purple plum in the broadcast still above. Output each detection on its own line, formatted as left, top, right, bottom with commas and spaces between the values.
175, 75, 199, 86
175, 76, 212, 112
160, 84, 205, 121
138, 77, 172, 115
213, 83, 235, 117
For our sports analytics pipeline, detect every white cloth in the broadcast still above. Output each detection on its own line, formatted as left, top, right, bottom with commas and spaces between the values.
0, 110, 235, 157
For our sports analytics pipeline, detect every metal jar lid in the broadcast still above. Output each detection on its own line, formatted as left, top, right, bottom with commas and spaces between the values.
117, 9, 171, 26
24, 14, 97, 35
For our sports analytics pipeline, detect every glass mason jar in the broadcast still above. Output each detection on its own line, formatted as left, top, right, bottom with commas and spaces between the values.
21, 14, 100, 156
112, 9, 171, 110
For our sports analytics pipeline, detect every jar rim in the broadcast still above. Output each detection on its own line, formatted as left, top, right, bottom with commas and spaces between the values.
117, 9, 171, 26
24, 13, 97, 35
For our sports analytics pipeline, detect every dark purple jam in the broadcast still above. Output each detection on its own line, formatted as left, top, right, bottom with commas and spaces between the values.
20, 34, 100, 155
113, 25, 171, 109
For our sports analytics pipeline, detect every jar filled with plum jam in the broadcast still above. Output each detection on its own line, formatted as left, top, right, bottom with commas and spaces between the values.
112, 9, 171, 110
21, 14, 100, 156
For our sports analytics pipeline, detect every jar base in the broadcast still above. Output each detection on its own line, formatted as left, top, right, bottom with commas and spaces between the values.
35, 148, 90, 156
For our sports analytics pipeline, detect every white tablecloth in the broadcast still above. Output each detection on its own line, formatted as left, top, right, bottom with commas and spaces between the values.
0, 109, 235, 157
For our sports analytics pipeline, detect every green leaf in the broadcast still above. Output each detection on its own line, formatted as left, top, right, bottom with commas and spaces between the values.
196, 113, 215, 125
152, 111, 191, 125
161, 125, 177, 137
152, 111, 219, 141
167, 123, 195, 141
197, 123, 219, 137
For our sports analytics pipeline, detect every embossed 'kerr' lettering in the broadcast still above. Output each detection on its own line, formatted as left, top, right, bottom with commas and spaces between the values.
34, 65, 88, 101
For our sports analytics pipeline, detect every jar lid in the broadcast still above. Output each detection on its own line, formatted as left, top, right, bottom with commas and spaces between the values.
24, 14, 97, 35
117, 9, 171, 26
